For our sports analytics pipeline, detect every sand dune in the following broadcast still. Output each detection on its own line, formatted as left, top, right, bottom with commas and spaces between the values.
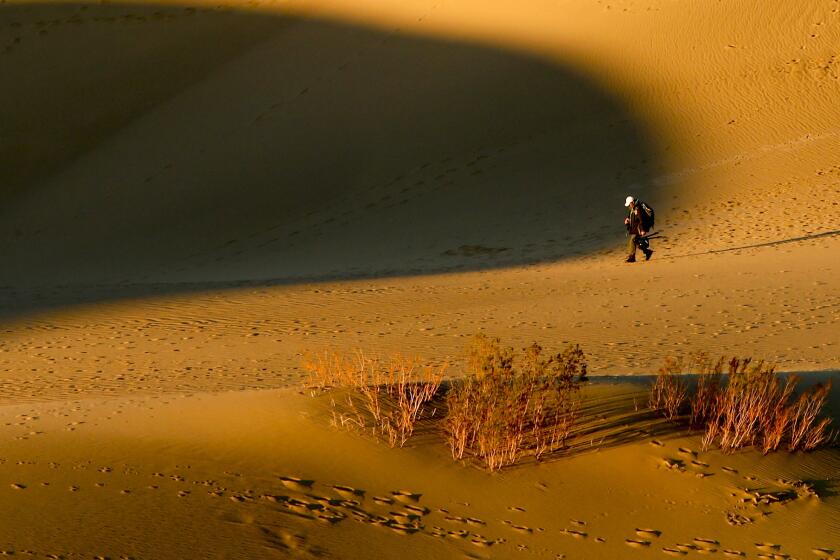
2, 3, 659, 286
0, 0, 837, 373
1, 384, 837, 558
1, 243, 839, 405
2, 0, 838, 289
1, 0, 839, 557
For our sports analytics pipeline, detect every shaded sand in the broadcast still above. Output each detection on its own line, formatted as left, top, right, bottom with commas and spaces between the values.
1, 382, 837, 559
0, 0, 839, 393
1, 240, 838, 403
1, 0, 839, 288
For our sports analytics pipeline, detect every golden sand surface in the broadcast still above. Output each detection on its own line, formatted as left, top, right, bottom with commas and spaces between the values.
1, 0, 839, 383
1, 384, 838, 559
1, 0, 839, 557
1, 241, 838, 402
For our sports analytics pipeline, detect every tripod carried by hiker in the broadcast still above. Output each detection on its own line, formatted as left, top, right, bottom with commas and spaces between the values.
624, 195, 655, 262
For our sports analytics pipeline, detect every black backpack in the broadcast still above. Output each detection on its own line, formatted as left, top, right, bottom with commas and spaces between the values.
638, 201, 655, 230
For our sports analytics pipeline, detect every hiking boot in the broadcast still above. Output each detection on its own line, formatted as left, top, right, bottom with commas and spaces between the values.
643, 248, 654, 261
625, 255, 636, 263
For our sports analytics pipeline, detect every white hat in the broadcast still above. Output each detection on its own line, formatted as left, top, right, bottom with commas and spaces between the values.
625, 196, 635, 207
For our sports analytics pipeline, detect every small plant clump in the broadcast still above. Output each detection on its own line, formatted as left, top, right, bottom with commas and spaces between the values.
302, 350, 445, 447
648, 356, 691, 421
649, 354, 835, 454
302, 335, 588, 471
444, 335, 588, 471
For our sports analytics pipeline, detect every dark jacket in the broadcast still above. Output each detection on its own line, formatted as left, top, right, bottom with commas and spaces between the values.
626, 205, 645, 235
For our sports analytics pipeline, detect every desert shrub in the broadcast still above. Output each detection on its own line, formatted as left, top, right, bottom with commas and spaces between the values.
702, 359, 790, 452
689, 355, 725, 429
467, 333, 515, 378
302, 350, 352, 391
302, 351, 445, 447
652, 355, 835, 454
444, 335, 588, 471
786, 381, 834, 451
648, 356, 691, 421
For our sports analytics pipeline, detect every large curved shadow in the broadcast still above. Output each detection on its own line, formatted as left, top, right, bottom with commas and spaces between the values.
0, 2, 661, 317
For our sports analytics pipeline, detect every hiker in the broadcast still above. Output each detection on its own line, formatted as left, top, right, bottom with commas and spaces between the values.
624, 195, 654, 262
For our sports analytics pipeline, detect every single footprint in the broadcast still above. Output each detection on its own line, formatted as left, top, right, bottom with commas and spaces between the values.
470, 537, 494, 547
661, 458, 685, 471
389, 523, 419, 535
316, 512, 345, 524
811, 549, 834, 558
348, 509, 371, 522
390, 511, 420, 523
726, 512, 752, 526
404, 505, 428, 515
261, 494, 287, 504
337, 499, 361, 508
279, 476, 314, 492
502, 522, 532, 534
332, 485, 364, 500
429, 526, 447, 538
636, 528, 662, 539
448, 530, 469, 539
626, 539, 651, 548
662, 547, 688, 556
391, 490, 421, 504
309, 496, 333, 506
755, 543, 781, 553
722, 550, 745, 557
286, 498, 316, 514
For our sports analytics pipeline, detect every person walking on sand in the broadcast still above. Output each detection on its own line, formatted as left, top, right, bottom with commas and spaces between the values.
624, 195, 654, 262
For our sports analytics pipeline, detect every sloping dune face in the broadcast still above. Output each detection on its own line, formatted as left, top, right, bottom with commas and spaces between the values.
0, 0, 838, 375
1, 2, 658, 286
2, 0, 840, 290
0, 10, 838, 558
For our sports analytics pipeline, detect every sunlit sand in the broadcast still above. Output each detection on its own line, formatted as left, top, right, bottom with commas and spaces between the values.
1, 0, 838, 557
